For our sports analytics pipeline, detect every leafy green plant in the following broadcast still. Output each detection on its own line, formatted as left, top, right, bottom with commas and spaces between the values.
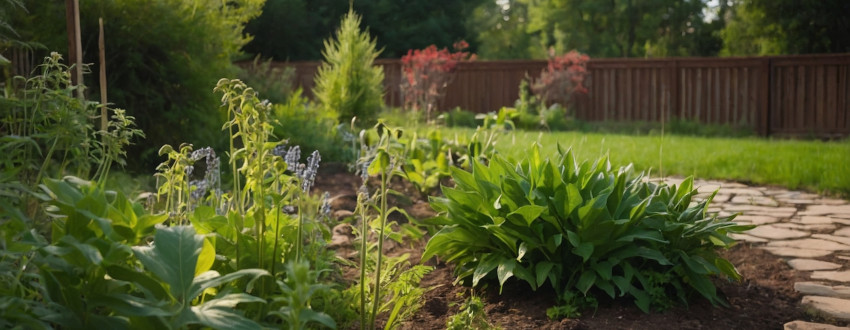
446, 293, 499, 330
400, 130, 452, 195
270, 89, 349, 163
423, 145, 752, 316
269, 260, 336, 329
352, 122, 432, 329
14, 0, 264, 171
437, 107, 478, 128
2, 53, 95, 208
129, 225, 269, 329
34, 178, 269, 329
313, 9, 385, 125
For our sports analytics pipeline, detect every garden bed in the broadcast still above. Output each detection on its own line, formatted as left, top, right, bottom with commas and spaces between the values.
314, 166, 826, 329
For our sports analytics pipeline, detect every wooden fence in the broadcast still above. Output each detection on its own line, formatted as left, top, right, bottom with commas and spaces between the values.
278, 54, 850, 137
277, 53, 850, 138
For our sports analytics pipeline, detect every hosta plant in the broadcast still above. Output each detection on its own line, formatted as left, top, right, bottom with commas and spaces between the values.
423, 145, 753, 316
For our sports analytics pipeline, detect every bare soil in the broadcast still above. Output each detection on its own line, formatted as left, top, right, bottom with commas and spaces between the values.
313, 165, 839, 330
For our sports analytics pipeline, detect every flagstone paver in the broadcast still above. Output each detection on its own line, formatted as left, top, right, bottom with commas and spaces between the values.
811, 234, 850, 246
795, 282, 850, 299
734, 214, 782, 225
730, 195, 780, 206
774, 223, 838, 232
801, 296, 850, 321
783, 320, 849, 330
747, 225, 811, 240
811, 271, 850, 283
728, 233, 769, 243
795, 216, 850, 226
834, 227, 850, 237
761, 247, 834, 258
767, 239, 850, 251
719, 188, 765, 196
787, 259, 843, 271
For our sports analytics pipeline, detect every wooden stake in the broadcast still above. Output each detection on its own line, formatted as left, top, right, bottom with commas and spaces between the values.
65, 0, 84, 98
99, 18, 107, 133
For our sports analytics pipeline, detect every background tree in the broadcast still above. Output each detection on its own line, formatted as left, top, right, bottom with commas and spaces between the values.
242, 0, 485, 61
720, 0, 850, 55
467, 0, 538, 59
313, 10, 384, 125
12, 0, 263, 171
470, 0, 723, 59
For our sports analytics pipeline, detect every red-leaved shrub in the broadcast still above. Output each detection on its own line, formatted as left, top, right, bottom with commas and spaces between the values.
401, 41, 475, 121
532, 49, 590, 109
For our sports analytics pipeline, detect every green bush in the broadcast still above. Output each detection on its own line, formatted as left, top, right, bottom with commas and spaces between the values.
271, 89, 349, 163
238, 56, 297, 105
313, 9, 385, 126
12, 0, 263, 172
438, 107, 478, 128
540, 104, 571, 131
423, 145, 752, 315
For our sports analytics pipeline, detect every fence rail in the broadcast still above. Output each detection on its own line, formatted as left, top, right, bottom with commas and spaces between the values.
274, 53, 850, 137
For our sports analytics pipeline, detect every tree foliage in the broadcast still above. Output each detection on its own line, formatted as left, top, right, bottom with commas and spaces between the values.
242, 0, 485, 61
313, 10, 384, 125
720, 0, 850, 55
12, 0, 263, 171
470, 0, 722, 59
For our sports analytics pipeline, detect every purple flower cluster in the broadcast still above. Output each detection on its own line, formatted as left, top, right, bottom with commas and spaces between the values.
300, 150, 321, 193
188, 147, 221, 203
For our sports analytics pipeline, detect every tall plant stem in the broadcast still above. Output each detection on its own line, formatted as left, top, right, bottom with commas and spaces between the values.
295, 196, 304, 263
357, 192, 369, 329
228, 121, 242, 267
271, 180, 282, 279
369, 169, 388, 327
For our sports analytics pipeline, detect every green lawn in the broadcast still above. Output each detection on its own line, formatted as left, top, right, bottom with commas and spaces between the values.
435, 127, 850, 197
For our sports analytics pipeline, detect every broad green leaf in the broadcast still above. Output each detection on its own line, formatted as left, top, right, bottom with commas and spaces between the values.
90, 293, 170, 317
189, 269, 269, 305
106, 265, 168, 300
576, 271, 597, 294
482, 224, 518, 254
596, 278, 615, 298
535, 262, 555, 288
573, 242, 594, 262
714, 258, 742, 281
517, 242, 528, 261
472, 254, 501, 287
299, 309, 337, 329
132, 225, 203, 301
60, 236, 103, 266
368, 150, 390, 175
616, 229, 667, 243
507, 204, 547, 226
195, 238, 215, 276
512, 263, 537, 290
683, 268, 724, 306
450, 166, 477, 191
186, 294, 265, 330
677, 251, 710, 275
497, 259, 516, 290
612, 275, 631, 297
566, 230, 580, 248
592, 260, 613, 280
564, 183, 583, 219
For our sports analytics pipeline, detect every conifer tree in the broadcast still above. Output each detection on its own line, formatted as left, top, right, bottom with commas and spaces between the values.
313, 10, 385, 125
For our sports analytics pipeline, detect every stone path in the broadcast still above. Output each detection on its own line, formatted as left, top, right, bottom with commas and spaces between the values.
660, 177, 850, 329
